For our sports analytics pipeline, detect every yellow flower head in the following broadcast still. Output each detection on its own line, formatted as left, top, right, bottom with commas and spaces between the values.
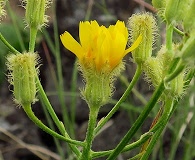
60, 20, 141, 73
60, 20, 141, 107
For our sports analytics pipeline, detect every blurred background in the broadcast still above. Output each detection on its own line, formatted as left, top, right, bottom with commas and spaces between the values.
0, 0, 194, 160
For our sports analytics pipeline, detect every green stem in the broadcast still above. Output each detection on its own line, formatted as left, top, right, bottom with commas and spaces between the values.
80, 107, 99, 160
140, 99, 174, 160
0, 33, 21, 54
92, 132, 153, 159
36, 75, 81, 156
167, 57, 181, 74
173, 27, 184, 36
106, 81, 165, 160
40, 98, 66, 159
94, 64, 142, 135
150, 99, 173, 133
22, 103, 84, 146
29, 27, 38, 52
120, 75, 147, 105
36, 75, 65, 134
166, 24, 174, 52
165, 61, 185, 83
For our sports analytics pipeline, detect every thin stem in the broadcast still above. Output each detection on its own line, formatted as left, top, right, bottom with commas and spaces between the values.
173, 27, 184, 36
29, 27, 38, 52
150, 99, 173, 133
106, 81, 165, 160
22, 103, 84, 146
141, 128, 163, 160
140, 99, 174, 160
166, 24, 174, 52
36, 75, 65, 134
165, 62, 185, 83
0, 33, 21, 54
140, 107, 163, 153
167, 57, 181, 74
40, 98, 66, 159
91, 132, 153, 159
79, 107, 99, 160
36, 75, 81, 156
94, 64, 142, 135
120, 75, 147, 105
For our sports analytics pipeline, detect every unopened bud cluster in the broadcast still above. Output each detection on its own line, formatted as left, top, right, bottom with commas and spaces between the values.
6, 52, 40, 106
143, 45, 185, 99
127, 12, 158, 65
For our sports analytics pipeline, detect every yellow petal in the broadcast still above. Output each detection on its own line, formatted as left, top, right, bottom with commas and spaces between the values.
60, 31, 83, 59
97, 29, 111, 69
115, 21, 128, 39
90, 20, 100, 33
109, 30, 127, 69
124, 35, 142, 55
79, 21, 91, 49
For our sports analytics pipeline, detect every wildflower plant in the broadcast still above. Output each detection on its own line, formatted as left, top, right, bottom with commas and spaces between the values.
0, 0, 194, 160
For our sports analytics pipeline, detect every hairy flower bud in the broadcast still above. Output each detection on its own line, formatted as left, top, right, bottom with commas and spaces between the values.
143, 57, 163, 88
143, 46, 171, 87
127, 12, 158, 65
143, 45, 185, 99
169, 71, 184, 98
23, 0, 52, 29
6, 52, 40, 106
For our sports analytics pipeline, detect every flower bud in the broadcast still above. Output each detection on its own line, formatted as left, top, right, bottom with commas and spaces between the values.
127, 12, 158, 65
157, 45, 185, 98
143, 45, 173, 88
143, 57, 163, 88
156, 45, 174, 76
23, 0, 51, 29
81, 62, 124, 108
6, 52, 39, 106
169, 71, 184, 98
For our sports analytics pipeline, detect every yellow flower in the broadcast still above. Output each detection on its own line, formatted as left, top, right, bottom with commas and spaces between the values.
60, 20, 142, 72
60, 20, 141, 107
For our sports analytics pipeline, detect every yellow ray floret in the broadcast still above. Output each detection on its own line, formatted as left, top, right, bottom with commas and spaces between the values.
60, 20, 142, 72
